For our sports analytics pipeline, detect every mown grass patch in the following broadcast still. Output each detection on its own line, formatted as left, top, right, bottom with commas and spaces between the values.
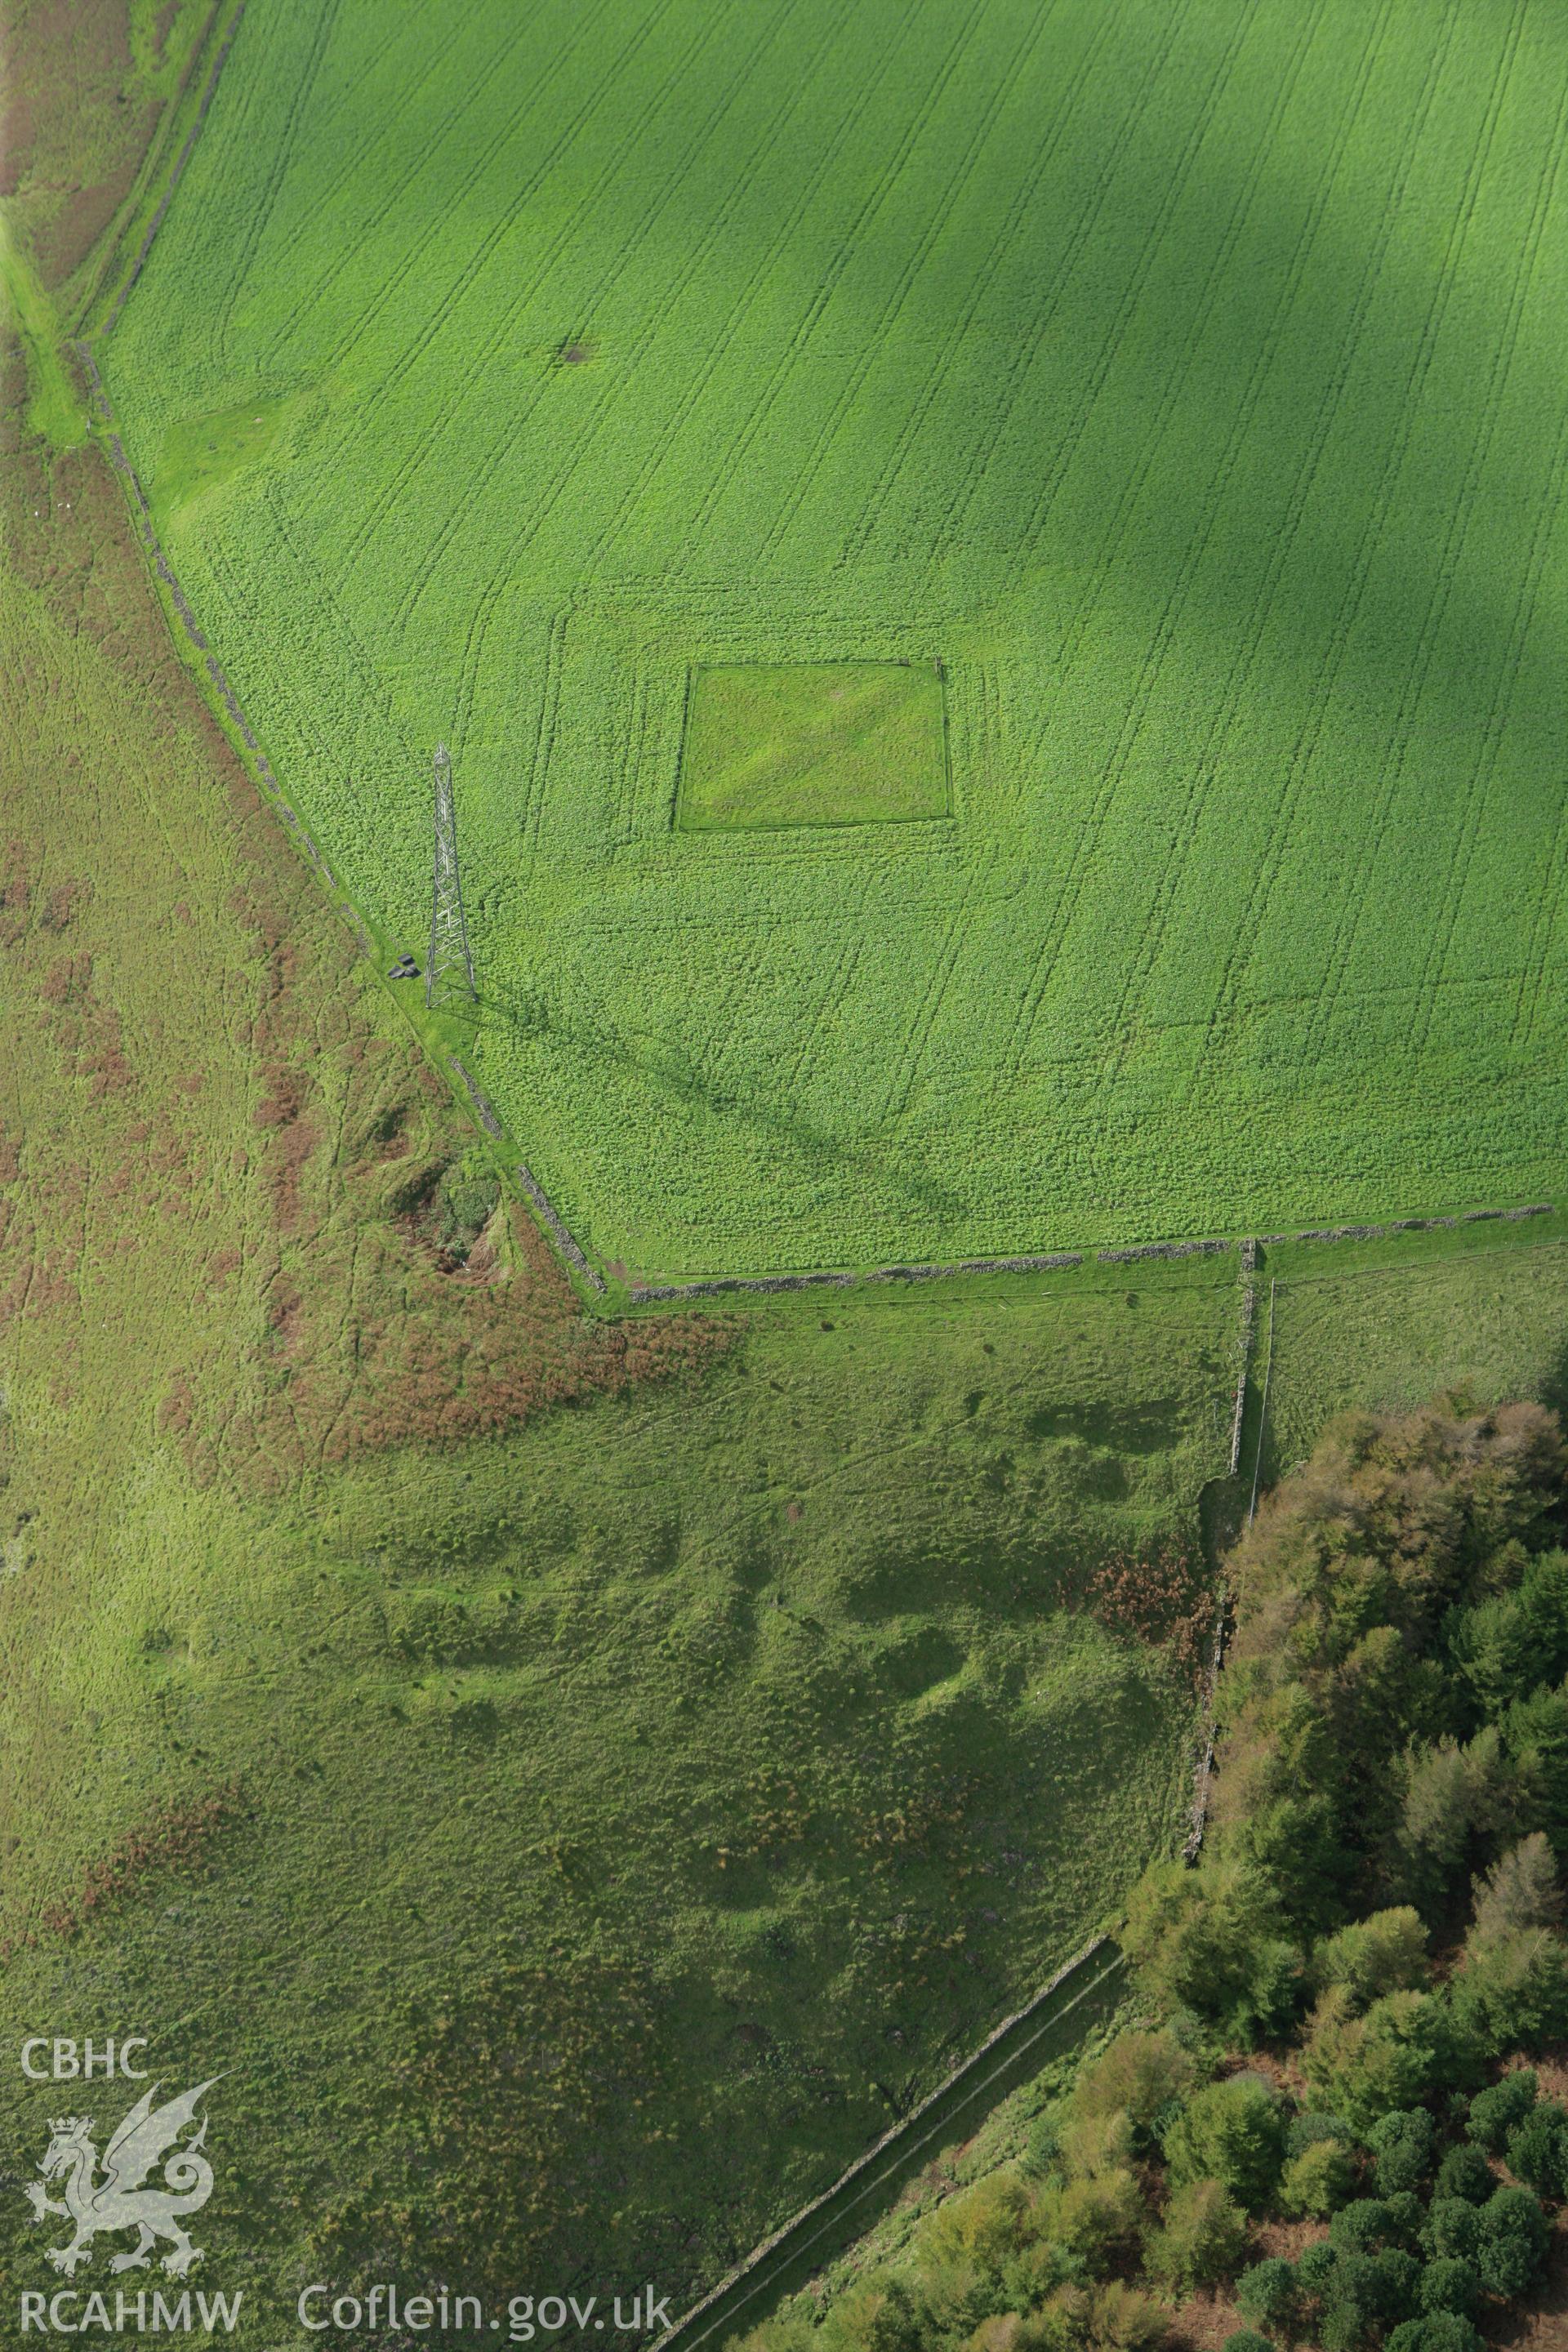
155, 390, 296, 517
678, 664, 950, 831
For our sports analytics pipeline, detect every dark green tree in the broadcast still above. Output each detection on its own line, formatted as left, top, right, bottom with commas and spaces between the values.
1369, 2106, 1436, 2195
1432, 2145, 1493, 2205
1384, 2317, 1484, 2352
1505, 2100, 1568, 2198
1415, 2257, 1479, 2318
1330, 2199, 1396, 2254
1472, 2185, 1550, 2298
1502, 1683, 1568, 1846
1422, 2199, 1481, 2263
1233, 2256, 1298, 2341
1464, 2068, 1537, 2150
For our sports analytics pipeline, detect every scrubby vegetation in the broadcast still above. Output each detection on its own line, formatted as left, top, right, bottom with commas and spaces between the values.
742, 1399, 1568, 2351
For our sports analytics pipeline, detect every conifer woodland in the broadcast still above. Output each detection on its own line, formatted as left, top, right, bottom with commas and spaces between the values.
742, 1399, 1568, 2352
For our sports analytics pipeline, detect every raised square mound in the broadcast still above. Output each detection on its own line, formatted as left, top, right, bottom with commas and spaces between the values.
675, 662, 950, 831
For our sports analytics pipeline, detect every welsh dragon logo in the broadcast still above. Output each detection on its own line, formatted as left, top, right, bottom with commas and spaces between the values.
24, 2078, 220, 2278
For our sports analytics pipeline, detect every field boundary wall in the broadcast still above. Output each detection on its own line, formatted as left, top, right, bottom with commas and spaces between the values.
653, 1938, 1124, 2352
514, 1164, 605, 1294
629, 1205, 1553, 1309
1227, 1238, 1258, 1477
1184, 1593, 1231, 1864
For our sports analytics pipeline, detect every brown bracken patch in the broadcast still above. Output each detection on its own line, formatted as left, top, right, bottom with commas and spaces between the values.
1078, 1538, 1217, 1680
2, 1782, 244, 1958
0, 327, 736, 1498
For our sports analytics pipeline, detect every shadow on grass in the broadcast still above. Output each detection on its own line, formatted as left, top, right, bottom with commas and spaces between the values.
478, 973, 967, 1227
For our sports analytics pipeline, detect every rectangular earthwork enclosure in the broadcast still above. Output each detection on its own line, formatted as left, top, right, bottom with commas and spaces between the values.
676, 662, 951, 832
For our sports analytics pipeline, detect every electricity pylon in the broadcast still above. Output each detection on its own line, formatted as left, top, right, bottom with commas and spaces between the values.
425, 742, 477, 1009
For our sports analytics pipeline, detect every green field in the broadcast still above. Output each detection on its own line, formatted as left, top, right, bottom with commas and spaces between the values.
1, 27, 1239, 2323
96, 0, 1568, 1280
11, 3, 1568, 2330
4, 361, 1568, 2298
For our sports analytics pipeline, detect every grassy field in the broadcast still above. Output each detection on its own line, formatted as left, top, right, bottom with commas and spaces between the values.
92, 0, 1568, 1279
1, 204, 1225, 2328
10, 1, 1568, 2337
1255, 1223, 1568, 1486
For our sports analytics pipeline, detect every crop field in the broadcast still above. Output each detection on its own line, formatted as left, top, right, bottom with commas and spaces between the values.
0, 293, 1225, 2306
100, 0, 1568, 1278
